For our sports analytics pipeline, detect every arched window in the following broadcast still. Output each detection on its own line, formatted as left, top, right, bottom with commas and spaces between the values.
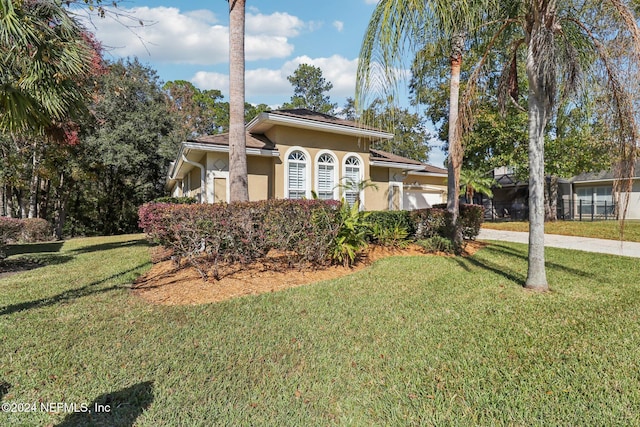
287, 150, 308, 199
343, 155, 362, 206
316, 152, 337, 200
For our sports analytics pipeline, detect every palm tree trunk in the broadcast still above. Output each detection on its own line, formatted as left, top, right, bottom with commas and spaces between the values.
228, 0, 249, 202
525, 80, 550, 291
447, 32, 465, 244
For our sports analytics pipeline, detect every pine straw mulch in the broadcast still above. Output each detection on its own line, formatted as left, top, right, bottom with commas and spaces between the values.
132, 241, 485, 306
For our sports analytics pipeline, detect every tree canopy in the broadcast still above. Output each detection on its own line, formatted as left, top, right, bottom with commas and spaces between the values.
281, 64, 337, 114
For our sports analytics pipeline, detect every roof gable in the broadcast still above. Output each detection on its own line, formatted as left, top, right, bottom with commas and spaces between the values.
246, 109, 394, 140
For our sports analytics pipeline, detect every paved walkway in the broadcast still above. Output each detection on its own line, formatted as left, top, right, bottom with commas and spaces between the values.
478, 228, 640, 258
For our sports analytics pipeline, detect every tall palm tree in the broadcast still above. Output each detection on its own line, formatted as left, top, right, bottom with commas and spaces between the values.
0, 0, 93, 133
228, 0, 249, 202
489, 0, 640, 290
357, 0, 494, 244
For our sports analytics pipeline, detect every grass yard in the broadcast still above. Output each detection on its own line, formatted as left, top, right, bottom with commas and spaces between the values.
1, 235, 640, 425
483, 219, 640, 242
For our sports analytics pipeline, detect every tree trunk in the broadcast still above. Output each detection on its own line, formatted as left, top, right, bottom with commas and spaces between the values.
54, 173, 67, 240
525, 71, 550, 291
228, 0, 249, 202
549, 175, 558, 221
0, 185, 5, 217
446, 31, 465, 245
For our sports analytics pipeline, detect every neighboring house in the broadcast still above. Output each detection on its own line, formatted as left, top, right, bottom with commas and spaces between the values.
486, 162, 640, 220
571, 162, 640, 220
167, 109, 447, 211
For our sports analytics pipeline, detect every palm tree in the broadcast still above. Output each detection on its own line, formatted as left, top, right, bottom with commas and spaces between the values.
0, 0, 93, 133
459, 169, 496, 203
357, 0, 494, 245
228, 0, 249, 202
484, 0, 640, 290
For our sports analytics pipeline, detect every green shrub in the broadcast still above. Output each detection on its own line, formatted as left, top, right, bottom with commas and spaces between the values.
330, 202, 370, 267
367, 210, 414, 238
371, 223, 409, 248
410, 208, 453, 240
152, 196, 197, 204
416, 236, 457, 254
138, 199, 342, 279
0, 217, 23, 260
459, 204, 484, 240
21, 218, 52, 243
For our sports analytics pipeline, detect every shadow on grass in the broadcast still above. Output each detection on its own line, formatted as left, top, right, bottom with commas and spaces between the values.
69, 239, 150, 255
0, 262, 151, 317
483, 243, 596, 279
461, 242, 598, 287
455, 253, 526, 286
6, 241, 64, 257
0, 380, 10, 401
56, 381, 154, 427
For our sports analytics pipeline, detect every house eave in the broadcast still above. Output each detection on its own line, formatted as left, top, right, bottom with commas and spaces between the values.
247, 112, 393, 141
370, 160, 425, 170
407, 171, 448, 177
182, 141, 279, 157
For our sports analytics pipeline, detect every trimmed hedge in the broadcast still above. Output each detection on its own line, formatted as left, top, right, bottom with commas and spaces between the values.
138, 199, 341, 279
367, 211, 414, 237
21, 218, 52, 243
0, 217, 23, 260
153, 196, 197, 204
459, 204, 485, 240
367, 204, 484, 243
1, 217, 54, 260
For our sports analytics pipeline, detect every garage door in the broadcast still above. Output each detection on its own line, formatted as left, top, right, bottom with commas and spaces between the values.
403, 190, 442, 210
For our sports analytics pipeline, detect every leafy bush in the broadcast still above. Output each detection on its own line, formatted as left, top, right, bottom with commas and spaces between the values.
410, 208, 453, 240
330, 202, 370, 267
371, 223, 409, 248
21, 218, 52, 243
416, 236, 457, 254
410, 204, 484, 241
459, 204, 484, 240
152, 196, 197, 204
0, 217, 23, 260
367, 210, 414, 238
138, 199, 342, 279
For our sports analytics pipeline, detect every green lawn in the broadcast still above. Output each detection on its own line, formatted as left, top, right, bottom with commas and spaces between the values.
1, 235, 640, 425
483, 219, 640, 242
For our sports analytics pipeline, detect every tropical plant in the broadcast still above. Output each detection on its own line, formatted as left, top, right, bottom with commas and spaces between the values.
330, 201, 370, 267
357, 0, 495, 246
459, 169, 497, 203
228, 0, 249, 202
463, 0, 640, 290
335, 178, 379, 209
371, 223, 410, 248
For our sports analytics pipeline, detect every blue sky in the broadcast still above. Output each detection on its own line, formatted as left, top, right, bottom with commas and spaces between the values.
84, 0, 446, 165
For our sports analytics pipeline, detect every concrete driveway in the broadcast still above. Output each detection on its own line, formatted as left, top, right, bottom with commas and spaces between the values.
478, 228, 640, 258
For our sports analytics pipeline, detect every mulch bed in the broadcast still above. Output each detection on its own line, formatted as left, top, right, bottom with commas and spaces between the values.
132, 241, 485, 306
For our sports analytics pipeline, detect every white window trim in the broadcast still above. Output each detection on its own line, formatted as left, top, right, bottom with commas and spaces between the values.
314, 150, 339, 200
342, 153, 365, 208
284, 146, 312, 199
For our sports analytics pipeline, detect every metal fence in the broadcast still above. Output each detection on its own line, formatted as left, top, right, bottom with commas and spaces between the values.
484, 199, 618, 221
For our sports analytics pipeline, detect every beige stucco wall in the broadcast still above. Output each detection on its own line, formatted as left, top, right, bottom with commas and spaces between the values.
266, 126, 373, 205
368, 166, 391, 211
248, 156, 274, 201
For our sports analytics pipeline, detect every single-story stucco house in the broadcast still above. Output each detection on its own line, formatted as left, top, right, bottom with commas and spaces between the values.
167, 109, 447, 211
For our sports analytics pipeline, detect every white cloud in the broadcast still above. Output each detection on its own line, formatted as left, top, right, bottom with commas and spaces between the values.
333, 21, 344, 32
364, 0, 379, 4
190, 55, 359, 105
85, 6, 301, 64
246, 12, 305, 37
